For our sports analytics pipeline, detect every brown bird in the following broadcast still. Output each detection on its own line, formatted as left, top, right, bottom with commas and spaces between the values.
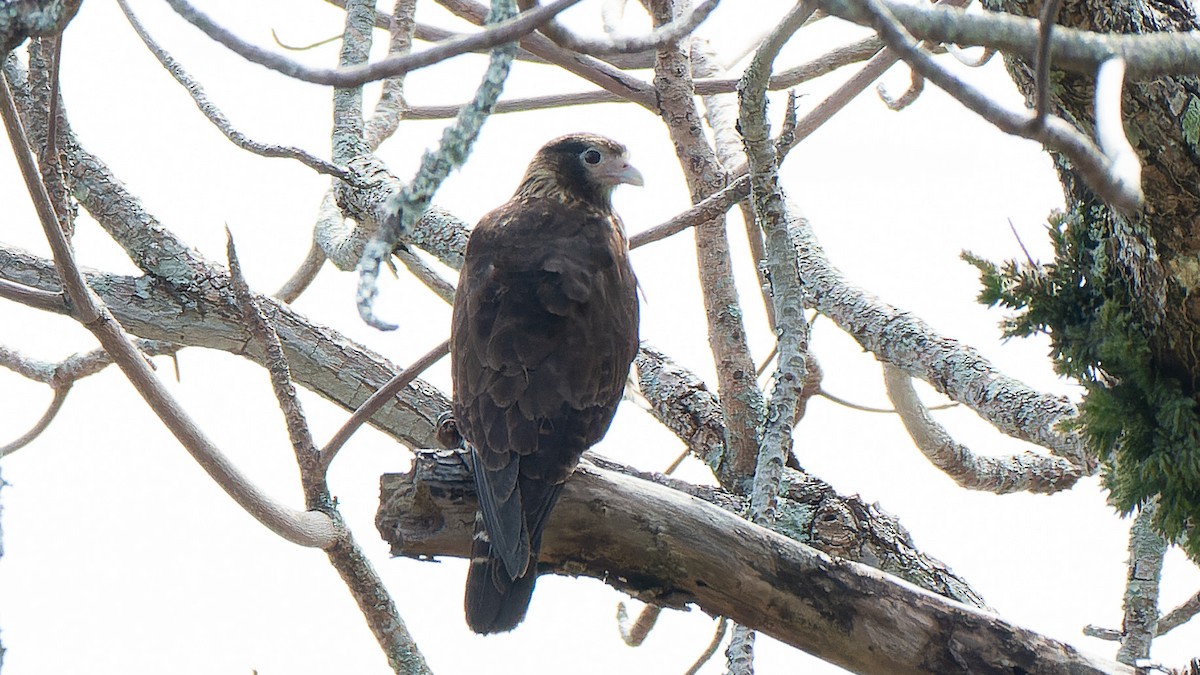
451, 134, 642, 633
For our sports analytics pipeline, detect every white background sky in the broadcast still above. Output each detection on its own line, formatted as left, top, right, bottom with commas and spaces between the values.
2, 0, 1199, 673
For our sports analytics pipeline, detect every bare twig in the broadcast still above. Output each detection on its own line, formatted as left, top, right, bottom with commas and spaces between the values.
161, 0, 581, 87
684, 616, 729, 675
397, 37, 882, 121
117, 0, 355, 182
0, 70, 338, 549
437, 0, 657, 107
319, 339, 450, 473
0, 384, 70, 457
629, 174, 750, 249
946, 44, 995, 67
0, 277, 66, 312
877, 67, 924, 110
274, 240, 327, 303
1158, 588, 1200, 636
850, 0, 1142, 212
539, 0, 718, 55
615, 602, 661, 646
393, 246, 456, 304
227, 231, 324, 502
882, 364, 1082, 494
1029, 0, 1062, 131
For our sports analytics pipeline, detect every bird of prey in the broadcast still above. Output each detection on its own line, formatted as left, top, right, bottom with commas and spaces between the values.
451, 133, 642, 634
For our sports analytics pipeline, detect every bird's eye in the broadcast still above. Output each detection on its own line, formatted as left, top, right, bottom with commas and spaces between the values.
582, 148, 602, 165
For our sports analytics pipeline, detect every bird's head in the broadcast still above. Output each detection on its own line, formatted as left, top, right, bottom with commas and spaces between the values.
517, 133, 644, 207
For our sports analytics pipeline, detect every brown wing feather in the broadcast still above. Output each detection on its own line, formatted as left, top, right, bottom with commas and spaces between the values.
453, 194, 638, 634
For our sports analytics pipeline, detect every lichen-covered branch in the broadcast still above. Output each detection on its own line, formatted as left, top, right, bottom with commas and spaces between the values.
1116, 502, 1167, 665
788, 218, 1090, 467
649, 0, 764, 491
819, 0, 1200, 79
356, 0, 516, 330
883, 364, 1083, 494
634, 345, 986, 608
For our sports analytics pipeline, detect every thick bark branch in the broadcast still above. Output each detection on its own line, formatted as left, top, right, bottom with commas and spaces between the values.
377, 451, 1134, 675
0, 245, 446, 450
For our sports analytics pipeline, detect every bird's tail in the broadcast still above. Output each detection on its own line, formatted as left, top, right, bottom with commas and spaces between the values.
464, 511, 538, 634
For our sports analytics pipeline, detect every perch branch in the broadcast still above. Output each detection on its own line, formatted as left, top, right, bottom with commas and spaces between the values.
377, 453, 1134, 675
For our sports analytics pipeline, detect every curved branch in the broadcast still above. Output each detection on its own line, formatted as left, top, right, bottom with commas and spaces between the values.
538, 0, 719, 55
0, 72, 338, 549
0, 384, 70, 457
160, 0, 584, 87
882, 364, 1082, 494
819, 0, 1200, 79
788, 217, 1091, 468
117, 0, 353, 181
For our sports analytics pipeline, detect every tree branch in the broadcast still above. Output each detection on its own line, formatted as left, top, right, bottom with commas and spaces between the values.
160, 0, 583, 87
0, 71, 338, 549
377, 452, 1135, 675
882, 364, 1083, 494
116, 0, 353, 181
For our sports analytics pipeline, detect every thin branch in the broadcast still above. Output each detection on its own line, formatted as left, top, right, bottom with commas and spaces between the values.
1029, 0, 1062, 131
629, 174, 750, 248
227, 231, 324, 502
818, 0, 1200, 79
396, 37, 882, 121
0, 384, 70, 457
539, 0, 719, 55
877, 67, 924, 111
394, 246, 456, 304
274, 240, 327, 303
0, 70, 338, 549
0, 276, 66, 312
1158, 588, 1200, 636
684, 616, 728, 675
1095, 57, 1140, 201
849, 0, 1142, 213
319, 339, 451, 473
161, 0, 582, 87
946, 44, 995, 67
882, 364, 1082, 494
117, 0, 355, 182
615, 602, 661, 646
434, 0, 657, 108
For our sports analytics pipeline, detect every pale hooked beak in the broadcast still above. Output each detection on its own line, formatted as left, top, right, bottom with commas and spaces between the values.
598, 153, 645, 187
618, 161, 645, 187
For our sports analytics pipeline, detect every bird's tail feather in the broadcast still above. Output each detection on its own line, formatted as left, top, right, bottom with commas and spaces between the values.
465, 511, 538, 634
